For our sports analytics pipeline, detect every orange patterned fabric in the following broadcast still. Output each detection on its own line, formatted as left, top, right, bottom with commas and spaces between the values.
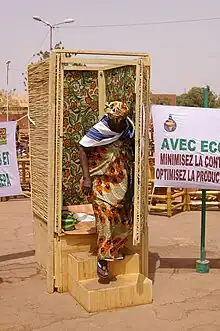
86, 139, 134, 260
62, 70, 99, 206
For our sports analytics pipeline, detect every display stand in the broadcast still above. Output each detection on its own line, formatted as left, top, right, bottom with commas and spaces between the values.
28, 50, 152, 312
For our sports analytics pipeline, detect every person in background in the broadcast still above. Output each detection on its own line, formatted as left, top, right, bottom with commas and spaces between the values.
79, 101, 135, 283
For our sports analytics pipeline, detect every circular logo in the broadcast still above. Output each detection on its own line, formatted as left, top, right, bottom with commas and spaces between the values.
164, 115, 177, 132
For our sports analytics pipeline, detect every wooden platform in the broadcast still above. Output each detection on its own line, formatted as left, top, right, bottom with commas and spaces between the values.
68, 250, 152, 312
68, 249, 140, 281
63, 221, 96, 235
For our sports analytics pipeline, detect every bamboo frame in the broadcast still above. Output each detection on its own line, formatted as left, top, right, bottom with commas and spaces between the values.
189, 191, 220, 195
102, 64, 131, 71
148, 186, 188, 216
54, 54, 64, 236
47, 52, 56, 293
191, 201, 220, 206
63, 65, 104, 71
60, 52, 151, 280
138, 60, 145, 274
98, 71, 106, 119
187, 189, 220, 210
18, 158, 30, 191
63, 63, 133, 71
148, 184, 220, 214
56, 57, 140, 235
27, 64, 34, 214
133, 62, 141, 246
140, 60, 150, 277
28, 59, 51, 222
167, 187, 172, 217
59, 63, 65, 234
54, 54, 61, 233
56, 49, 149, 57
29, 50, 152, 296
61, 58, 139, 66
54, 236, 62, 292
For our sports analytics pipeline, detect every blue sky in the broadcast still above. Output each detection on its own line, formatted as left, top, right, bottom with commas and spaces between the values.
1, 0, 220, 95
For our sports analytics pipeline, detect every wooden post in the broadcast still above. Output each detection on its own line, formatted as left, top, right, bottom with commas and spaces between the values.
98, 70, 106, 119
47, 52, 56, 293
55, 53, 64, 236
140, 59, 151, 277
167, 187, 172, 217
22, 160, 26, 186
185, 189, 191, 211
182, 189, 187, 212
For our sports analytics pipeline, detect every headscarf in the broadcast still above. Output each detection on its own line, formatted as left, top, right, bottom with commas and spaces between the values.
79, 101, 134, 148
104, 101, 129, 120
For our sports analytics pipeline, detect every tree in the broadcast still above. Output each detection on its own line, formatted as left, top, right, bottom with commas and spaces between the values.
34, 41, 64, 61
176, 86, 220, 108
23, 42, 86, 90
23, 41, 64, 90
0, 89, 21, 114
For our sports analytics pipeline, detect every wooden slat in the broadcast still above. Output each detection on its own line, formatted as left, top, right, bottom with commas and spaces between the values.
61, 57, 139, 66
63, 65, 102, 71
58, 58, 64, 235
171, 202, 185, 210
47, 51, 56, 293
140, 60, 150, 277
56, 49, 150, 57
133, 62, 141, 246
98, 71, 106, 119
28, 60, 50, 222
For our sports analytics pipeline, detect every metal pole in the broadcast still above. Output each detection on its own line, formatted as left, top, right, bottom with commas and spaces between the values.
196, 86, 210, 273
49, 25, 53, 51
6, 61, 10, 122
33, 17, 75, 52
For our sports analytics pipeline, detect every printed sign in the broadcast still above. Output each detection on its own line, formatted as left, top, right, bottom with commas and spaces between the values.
0, 128, 7, 145
151, 105, 220, 189
0, 121, 22, 197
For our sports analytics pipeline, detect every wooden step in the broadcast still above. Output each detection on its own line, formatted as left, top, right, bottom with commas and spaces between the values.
68, 249, 140, 281
68, 273, 152, 312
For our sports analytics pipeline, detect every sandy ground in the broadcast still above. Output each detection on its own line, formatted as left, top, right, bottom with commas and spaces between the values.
1, 199, 220, 331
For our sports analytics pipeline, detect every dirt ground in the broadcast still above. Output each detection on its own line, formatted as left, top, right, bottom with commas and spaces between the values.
1, 199, 220, 331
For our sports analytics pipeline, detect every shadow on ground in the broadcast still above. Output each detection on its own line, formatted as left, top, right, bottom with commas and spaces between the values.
1, 249, 220, 285
0, 250, 35, 262
148, 251, 220, 283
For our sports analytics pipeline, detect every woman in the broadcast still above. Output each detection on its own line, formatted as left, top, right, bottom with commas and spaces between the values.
79, 101, 135, 283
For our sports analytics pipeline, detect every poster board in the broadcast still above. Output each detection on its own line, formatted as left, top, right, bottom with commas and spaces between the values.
152, 105, 220, 189
0, 121, 22, 197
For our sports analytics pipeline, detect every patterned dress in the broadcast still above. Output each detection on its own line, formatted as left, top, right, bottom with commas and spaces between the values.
88, 139, 134, 260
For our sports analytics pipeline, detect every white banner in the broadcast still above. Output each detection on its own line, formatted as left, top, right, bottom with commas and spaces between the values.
151, 105, 220, 190
0, 121, 22, 197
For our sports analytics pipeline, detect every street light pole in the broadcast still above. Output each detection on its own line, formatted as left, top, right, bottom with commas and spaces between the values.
33, 16, 75, 51
49, 26, 53, 51
6, 60, 11, 122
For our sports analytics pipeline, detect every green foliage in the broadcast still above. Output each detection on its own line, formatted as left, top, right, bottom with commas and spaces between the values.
23, 41, 86, 90
151, 96, 170, 105
35, 41, 64, 61
176, 86, 220, 108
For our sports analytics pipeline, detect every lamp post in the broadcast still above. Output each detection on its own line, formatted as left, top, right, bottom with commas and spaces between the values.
33, 16, 75, 50
6, 60, 11, 121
